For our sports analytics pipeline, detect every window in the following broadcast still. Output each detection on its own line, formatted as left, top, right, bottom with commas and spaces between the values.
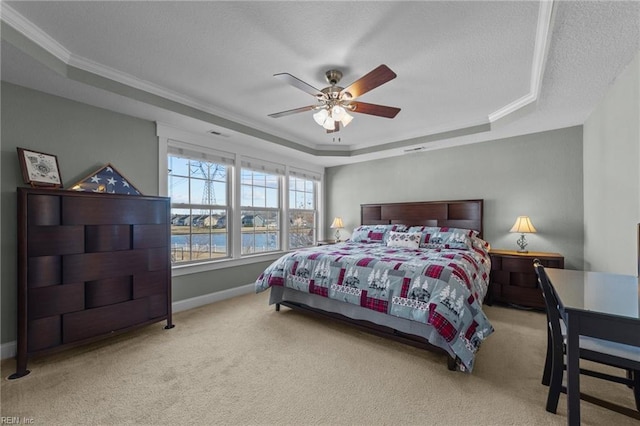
159, 124, 324, 271
240, 167, 281, 255
289, 175, 317, 249
168, 149, 231, 264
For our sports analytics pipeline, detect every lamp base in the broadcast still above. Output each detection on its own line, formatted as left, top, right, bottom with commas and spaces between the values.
515, 234, 529, 253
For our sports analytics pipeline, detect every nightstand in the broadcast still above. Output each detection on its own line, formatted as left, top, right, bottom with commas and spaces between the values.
317, 240, 337, 246
488, 249, 564, 309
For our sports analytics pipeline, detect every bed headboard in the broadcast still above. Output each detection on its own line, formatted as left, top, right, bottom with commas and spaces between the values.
361, 199, 484, 237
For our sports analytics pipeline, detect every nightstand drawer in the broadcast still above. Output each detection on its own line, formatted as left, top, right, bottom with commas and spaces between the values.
501, 257, 533, 273
509, 272, 538, 288
540, 259, 563, 268
488, 249, 564, 309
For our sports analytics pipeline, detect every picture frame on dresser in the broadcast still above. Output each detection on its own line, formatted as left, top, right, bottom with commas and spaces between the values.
16, 147, 63, 188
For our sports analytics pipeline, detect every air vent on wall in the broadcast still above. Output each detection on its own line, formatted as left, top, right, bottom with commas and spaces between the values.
207, 129, 229, 137
403, 146, 426, 154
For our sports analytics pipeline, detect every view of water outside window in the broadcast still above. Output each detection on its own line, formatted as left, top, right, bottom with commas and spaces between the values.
289, 175, 316, 248
168, 151, 318, 264
241, 169, 280, 254
168, 155, 229, 263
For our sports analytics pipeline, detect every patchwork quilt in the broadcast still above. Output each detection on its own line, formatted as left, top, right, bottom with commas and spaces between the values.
256, 240, 494, 372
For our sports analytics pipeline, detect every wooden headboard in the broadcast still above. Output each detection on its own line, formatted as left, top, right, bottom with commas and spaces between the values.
361, 200, 484, 237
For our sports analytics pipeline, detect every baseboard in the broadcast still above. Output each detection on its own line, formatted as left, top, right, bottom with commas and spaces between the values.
0, 283, 256, 360
1, 341, 17, 361
172, 283, 255, 313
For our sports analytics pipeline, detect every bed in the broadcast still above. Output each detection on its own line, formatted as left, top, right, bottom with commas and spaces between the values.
255, 200, 493, 372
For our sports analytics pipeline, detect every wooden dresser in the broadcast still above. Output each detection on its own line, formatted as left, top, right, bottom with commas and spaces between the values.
488, 249, 564, 309
12, 187, 173, 379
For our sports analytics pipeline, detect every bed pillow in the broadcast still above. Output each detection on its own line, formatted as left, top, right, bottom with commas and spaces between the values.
350, 224, 407, 244
386, 231, 421, 249
407, 226, 477, 249
470, 236, 491, 256
408, 226, 480, 238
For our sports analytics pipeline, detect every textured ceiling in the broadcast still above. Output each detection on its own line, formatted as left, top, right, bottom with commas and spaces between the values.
1, 1, 639, 166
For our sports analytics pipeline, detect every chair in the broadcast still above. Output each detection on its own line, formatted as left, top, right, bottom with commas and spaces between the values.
533, 260, 640, 415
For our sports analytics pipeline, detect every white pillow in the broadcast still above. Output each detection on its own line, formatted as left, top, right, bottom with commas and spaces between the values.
386, 231, 421, 249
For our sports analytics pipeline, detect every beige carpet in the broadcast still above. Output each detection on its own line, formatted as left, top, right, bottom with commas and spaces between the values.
1, 290, 637, 425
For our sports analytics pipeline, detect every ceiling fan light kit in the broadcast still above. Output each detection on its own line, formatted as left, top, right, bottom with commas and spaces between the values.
269, 64, 401, 135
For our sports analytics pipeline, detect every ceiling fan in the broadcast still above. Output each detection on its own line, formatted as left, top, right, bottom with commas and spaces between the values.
268, 64, 401, 133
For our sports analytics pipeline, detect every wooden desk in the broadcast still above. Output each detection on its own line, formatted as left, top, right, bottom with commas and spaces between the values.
546, 268, 640, 425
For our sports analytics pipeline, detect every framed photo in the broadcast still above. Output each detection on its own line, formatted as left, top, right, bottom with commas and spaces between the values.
69, 163, 142, 195
17, 148, 63, 187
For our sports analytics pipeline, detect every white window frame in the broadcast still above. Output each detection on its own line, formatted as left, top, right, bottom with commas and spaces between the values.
288, 171, 320, 249
157, 123, 324, 277
239, 162, 284, 256
167, 146, 233, 264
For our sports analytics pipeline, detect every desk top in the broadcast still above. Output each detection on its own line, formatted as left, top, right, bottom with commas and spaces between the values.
546, 268, 639, 320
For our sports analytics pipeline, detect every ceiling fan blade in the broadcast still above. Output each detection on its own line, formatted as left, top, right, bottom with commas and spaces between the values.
340, 65, 397, 99
274, 73, 323, 97
268, 105, 316, 118
350, 101, 401, 118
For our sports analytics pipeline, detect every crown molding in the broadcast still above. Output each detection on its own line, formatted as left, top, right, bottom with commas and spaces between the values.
67, 54, 218, 116
0, 2, 278, 137
488, 92, 537, 122
2, 1, 554, 159
1, 2, 71, 63
67, 51, 274, 136
488, 0, 554, 123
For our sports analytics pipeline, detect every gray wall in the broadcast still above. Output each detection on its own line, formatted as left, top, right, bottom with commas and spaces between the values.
583, 50, 640, 275
325, 126, 585, 270
0, 82, 264, 344
1, 82, 154, 344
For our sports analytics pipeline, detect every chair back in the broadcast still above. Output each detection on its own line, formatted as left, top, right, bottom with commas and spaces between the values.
534, 260, 565, 347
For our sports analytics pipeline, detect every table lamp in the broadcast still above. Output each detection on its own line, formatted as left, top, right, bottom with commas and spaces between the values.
510, 216, 537, 253
330, 217, 344, 242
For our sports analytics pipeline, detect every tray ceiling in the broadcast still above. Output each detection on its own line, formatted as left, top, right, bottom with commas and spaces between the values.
1, 1, 638, 166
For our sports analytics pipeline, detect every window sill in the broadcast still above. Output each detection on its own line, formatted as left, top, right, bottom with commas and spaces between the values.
171, 251, 286, 277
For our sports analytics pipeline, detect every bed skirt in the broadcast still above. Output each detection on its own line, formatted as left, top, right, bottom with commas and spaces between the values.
268, 286, 455, 361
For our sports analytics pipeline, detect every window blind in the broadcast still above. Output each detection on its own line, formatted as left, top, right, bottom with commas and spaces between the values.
240, 158, 285, 175
168, 143, 235, 166
289, 168, 322, 182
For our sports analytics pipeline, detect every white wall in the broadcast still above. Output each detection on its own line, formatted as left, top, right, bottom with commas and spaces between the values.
583, 50, 640, 275
325, 126, 584, 269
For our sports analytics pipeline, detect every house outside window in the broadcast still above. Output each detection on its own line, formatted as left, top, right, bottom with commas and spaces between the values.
167, 146, 233, 264
288, 173, 317, 249
240, 160, 284, 255
159, 124, 324, 272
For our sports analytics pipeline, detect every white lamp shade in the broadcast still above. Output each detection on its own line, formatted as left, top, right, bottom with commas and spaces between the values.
313, 109, 328, 125
330, 217, 344, 229
510, 216, 537, 233
331, 105, 346, 121
340, 112, 353, 127
323, 118, 336, 130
